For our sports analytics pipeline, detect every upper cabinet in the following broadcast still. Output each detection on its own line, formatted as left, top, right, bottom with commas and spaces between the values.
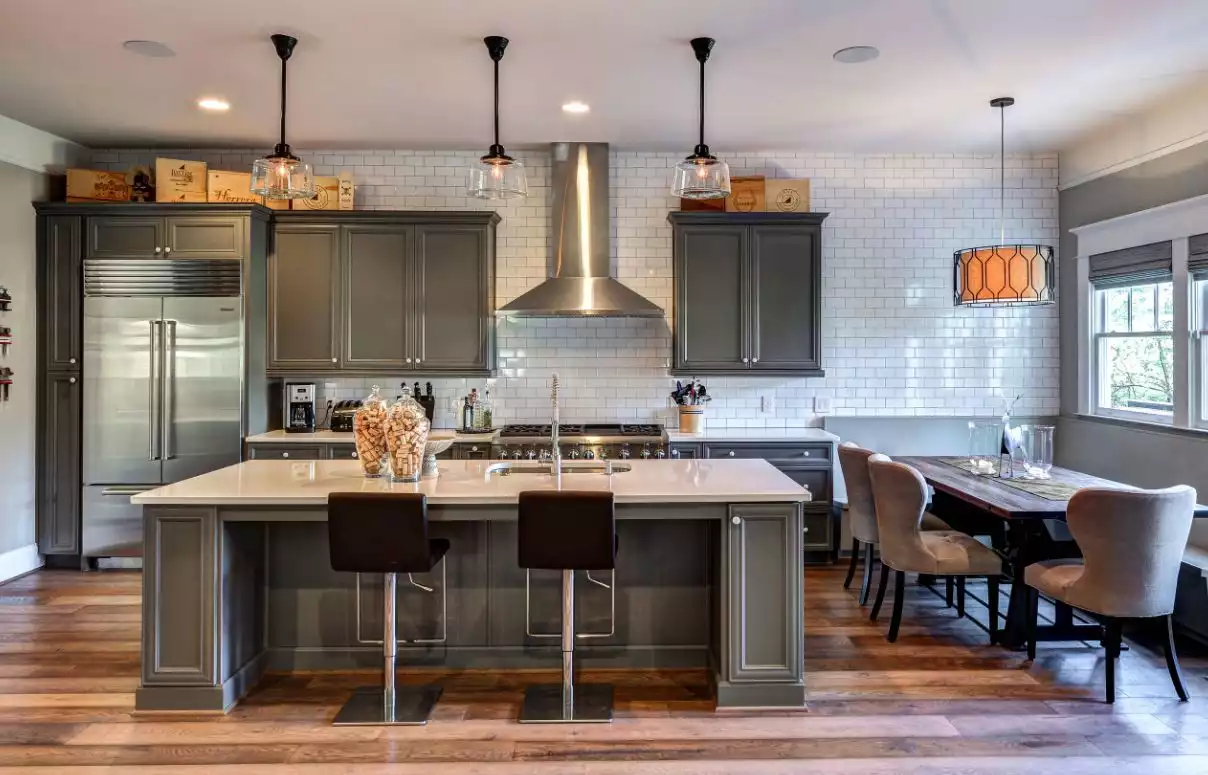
86, 213, 248, 260
268, 212, 499, 377
668, 212, 827, 377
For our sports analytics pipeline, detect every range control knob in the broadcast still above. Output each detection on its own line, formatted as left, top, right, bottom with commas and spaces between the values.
567, 448, 580, 460
619, 445, 632, 460
538, 449, 552, 462
655, 448, 667, 459
640, 445, 652, 459
526, 449, 537, 461
511, 449, 523, 460
583, 449, 595, 460
599, 449, 610, 460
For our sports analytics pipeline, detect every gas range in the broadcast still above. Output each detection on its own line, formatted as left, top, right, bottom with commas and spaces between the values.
492, 423, 668, 461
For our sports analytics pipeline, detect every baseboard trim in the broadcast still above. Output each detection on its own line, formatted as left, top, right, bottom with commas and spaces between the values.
0, 544, 43, 584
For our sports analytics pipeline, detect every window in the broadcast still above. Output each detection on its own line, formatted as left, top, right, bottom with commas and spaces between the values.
1197, 277, 1208, 429
1094, 281, 1175, 422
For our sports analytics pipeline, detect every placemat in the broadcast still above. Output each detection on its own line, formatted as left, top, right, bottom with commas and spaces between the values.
937, 457, 1081, 502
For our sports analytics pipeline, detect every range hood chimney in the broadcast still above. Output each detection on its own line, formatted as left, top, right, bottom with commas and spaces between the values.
497, 142, 664, 318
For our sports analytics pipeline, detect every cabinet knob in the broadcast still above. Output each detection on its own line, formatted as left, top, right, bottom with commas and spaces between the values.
741, 357, 749, 363
69, 358, 76, 364
731, 516, 741, 525
68, 377, 77, 384
406, 357, 412, 364
163, 246, 172, 254
351, 451, 358, 459
154, 247, 162, 254
802, 451, 810, 457
752, 357, 759, 363
331, 358, 337, 363
471, 446, 478, 452
282, 452, 290, 459
671, 449, 679, 458
728, 451, 735, 457
803, 526, 809, 534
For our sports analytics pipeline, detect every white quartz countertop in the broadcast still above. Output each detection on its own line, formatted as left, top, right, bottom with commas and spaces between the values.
667, 428, 838, 443
246, 429, 498, 444
131, 459, 811, 507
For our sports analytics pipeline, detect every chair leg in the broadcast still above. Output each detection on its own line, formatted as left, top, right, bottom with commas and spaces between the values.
887, 570, 906, 643
945, 576, 954, 609
987, 575, 999, 645
955, 577, 966, 618
843, 538, 860, 589
870, 562, 891, 622
1160, 614, 1190, 702
1025, 586, 1039, 661
1104, 617, 1122, 705
859, 543, 876, 606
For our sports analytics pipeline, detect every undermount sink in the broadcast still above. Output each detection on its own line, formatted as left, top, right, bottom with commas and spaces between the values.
487, 461, 632, 476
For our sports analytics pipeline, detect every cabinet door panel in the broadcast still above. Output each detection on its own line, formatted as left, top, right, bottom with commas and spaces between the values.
343, 226, 411, 370
675, 226, 748, 371
750, 226, 820, 371
165, 217, 245, 260
86, 217, 163, 259
42, 216, 82, 370
269, 228, 340, 370
39, 374, 81, 554
777, 465, 831, 504
414, 226, 491, 372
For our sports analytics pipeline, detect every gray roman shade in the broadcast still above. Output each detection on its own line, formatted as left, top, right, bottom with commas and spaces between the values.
1089, 241, 1173, 287
1190, 233, 1208, 277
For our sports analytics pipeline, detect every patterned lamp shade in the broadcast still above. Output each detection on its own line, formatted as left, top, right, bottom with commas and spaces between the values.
954, 244, 1055, 305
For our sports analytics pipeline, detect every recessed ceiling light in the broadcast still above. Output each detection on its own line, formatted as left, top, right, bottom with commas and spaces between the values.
122, 40, 176, 58
197, 97, 231, 112
833, 46, 879, 64
562, 101, 590, 114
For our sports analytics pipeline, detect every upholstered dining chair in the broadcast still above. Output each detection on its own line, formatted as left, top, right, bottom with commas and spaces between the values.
839, 442, 953, 606
1024, 485, 1196, 704
866, 455, 1003, 643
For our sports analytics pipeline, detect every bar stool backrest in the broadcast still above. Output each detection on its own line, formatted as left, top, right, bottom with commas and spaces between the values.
1065, 485, 1197, 618
328, 492, 434, 574
838, 442, 878, 544
867, 456, 932, 572
518, 490, 616, 571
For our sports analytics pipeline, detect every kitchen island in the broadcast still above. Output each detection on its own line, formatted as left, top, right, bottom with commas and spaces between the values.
131, 458, 812, 712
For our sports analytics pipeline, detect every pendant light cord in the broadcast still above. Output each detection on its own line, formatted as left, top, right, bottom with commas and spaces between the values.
279, 55, 288, 149
493, 57, 501, 148
698, 57, 706, 149
999, 103, 1005, 246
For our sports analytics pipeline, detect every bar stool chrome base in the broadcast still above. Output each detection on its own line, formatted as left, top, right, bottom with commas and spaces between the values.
333, 684, 443, 726
520, 683, 613, 724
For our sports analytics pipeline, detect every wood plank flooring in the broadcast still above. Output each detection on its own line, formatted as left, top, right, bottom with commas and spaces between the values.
2, 567, 1208, 773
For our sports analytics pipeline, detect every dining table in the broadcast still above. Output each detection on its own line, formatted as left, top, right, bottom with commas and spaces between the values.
897, 456, 1208, 650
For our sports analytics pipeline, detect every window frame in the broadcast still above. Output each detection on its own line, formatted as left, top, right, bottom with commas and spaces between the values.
1195, 277, 1208, 430
1092, 281, 1176, 425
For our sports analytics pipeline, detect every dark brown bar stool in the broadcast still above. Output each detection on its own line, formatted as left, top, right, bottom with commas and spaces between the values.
518, 490, 617, 724
328, 492, 447, 726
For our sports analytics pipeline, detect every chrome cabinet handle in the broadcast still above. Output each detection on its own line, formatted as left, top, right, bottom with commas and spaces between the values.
731, 516, 741, 525
162, 321, 176, 460
148, 320, 160, 461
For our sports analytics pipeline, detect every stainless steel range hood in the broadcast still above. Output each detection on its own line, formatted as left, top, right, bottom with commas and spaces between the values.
497, 142, 664, 318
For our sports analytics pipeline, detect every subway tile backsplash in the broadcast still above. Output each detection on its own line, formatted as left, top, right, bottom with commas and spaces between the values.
87, 148, 1059, 428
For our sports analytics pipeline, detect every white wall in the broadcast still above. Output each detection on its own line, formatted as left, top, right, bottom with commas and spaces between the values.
0, 161, 48, 559
89, 147, 1059, 429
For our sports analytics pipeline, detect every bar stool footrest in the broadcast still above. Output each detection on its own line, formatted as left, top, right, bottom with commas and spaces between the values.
332, 685, 443, 726
519, 683, 614, 724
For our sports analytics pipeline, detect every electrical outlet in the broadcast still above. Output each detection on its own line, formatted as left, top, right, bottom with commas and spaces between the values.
761, 395, 775, 414
814, 396, 833, 414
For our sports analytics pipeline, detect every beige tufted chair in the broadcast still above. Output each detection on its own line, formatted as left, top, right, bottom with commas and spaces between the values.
866, 455, 1003, 643
838, 442, 954, 607
1024, 485, 1196, 704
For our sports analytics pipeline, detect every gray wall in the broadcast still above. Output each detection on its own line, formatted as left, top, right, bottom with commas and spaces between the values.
0, 161, 49, 555
1058, 142, 1208, 546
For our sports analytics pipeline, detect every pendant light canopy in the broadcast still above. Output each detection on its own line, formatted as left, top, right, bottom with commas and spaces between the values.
672, 37, 731, 200
467, 36, 528, 200
954, 97, 1054, 306
250, 34, 315, 200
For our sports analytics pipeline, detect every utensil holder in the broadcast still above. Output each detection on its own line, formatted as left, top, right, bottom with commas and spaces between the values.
678, 405, 705, 435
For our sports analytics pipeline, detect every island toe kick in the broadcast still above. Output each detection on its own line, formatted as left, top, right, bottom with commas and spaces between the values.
136, 501, 805, 713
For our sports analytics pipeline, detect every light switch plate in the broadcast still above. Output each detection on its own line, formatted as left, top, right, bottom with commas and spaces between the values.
814, 396, 833, 414
761, 395, 775, 414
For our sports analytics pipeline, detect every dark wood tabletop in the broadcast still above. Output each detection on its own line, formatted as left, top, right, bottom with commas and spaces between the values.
897, 456, 1208, 521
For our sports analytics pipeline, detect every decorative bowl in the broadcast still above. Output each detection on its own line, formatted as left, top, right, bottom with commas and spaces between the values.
422, 438, 455, 478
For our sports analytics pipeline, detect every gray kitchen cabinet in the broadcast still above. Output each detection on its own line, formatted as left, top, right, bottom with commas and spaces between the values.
668, 212, 827, 377
86, 214, 247, 260
268, 226, 341, 371
413, 225, 494, 373
342, 225, 413, 370
669, 443, 701, 460
39, 216, 82, 371
38, 373, 81, 555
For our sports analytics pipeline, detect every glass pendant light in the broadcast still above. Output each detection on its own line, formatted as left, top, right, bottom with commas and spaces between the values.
954, 98, 1054, 305
250, 34, 315, 200
467, 36, 528, 200
672, 37, 731, 200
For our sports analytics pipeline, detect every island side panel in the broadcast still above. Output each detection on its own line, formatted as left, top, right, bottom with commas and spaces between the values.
716, 503, 805, 707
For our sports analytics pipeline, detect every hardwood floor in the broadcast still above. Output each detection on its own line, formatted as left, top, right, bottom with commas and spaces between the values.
1, 567, 1208, 773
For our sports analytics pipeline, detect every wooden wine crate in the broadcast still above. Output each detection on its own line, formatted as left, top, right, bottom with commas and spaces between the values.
65, 169, 130, 202
155, 158, 207, 202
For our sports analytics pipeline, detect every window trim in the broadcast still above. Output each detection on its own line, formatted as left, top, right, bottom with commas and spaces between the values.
1092, 283, 1175, 425
1195, 277, 1208, 430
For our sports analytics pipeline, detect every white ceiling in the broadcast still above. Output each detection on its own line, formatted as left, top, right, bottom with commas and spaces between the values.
3, 0, 1208, 153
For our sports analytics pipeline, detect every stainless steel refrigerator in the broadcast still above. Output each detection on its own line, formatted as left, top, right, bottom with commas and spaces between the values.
82, 260, 243, 559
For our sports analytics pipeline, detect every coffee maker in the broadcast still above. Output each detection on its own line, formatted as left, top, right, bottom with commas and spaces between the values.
284, 383, 317, 433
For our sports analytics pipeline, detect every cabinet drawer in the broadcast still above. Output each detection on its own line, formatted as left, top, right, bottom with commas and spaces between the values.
705, 442, 830, 463
776, 466, 832, 504
669, 443, 701, 460
328, 444, 360, 460
802, 508, 833, 551
247, 445, 322, 461
455, 443, 490, 460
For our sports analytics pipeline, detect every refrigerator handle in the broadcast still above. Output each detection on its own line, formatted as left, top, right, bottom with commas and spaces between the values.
162, 320, 176, 460
148, 320, 160, 461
